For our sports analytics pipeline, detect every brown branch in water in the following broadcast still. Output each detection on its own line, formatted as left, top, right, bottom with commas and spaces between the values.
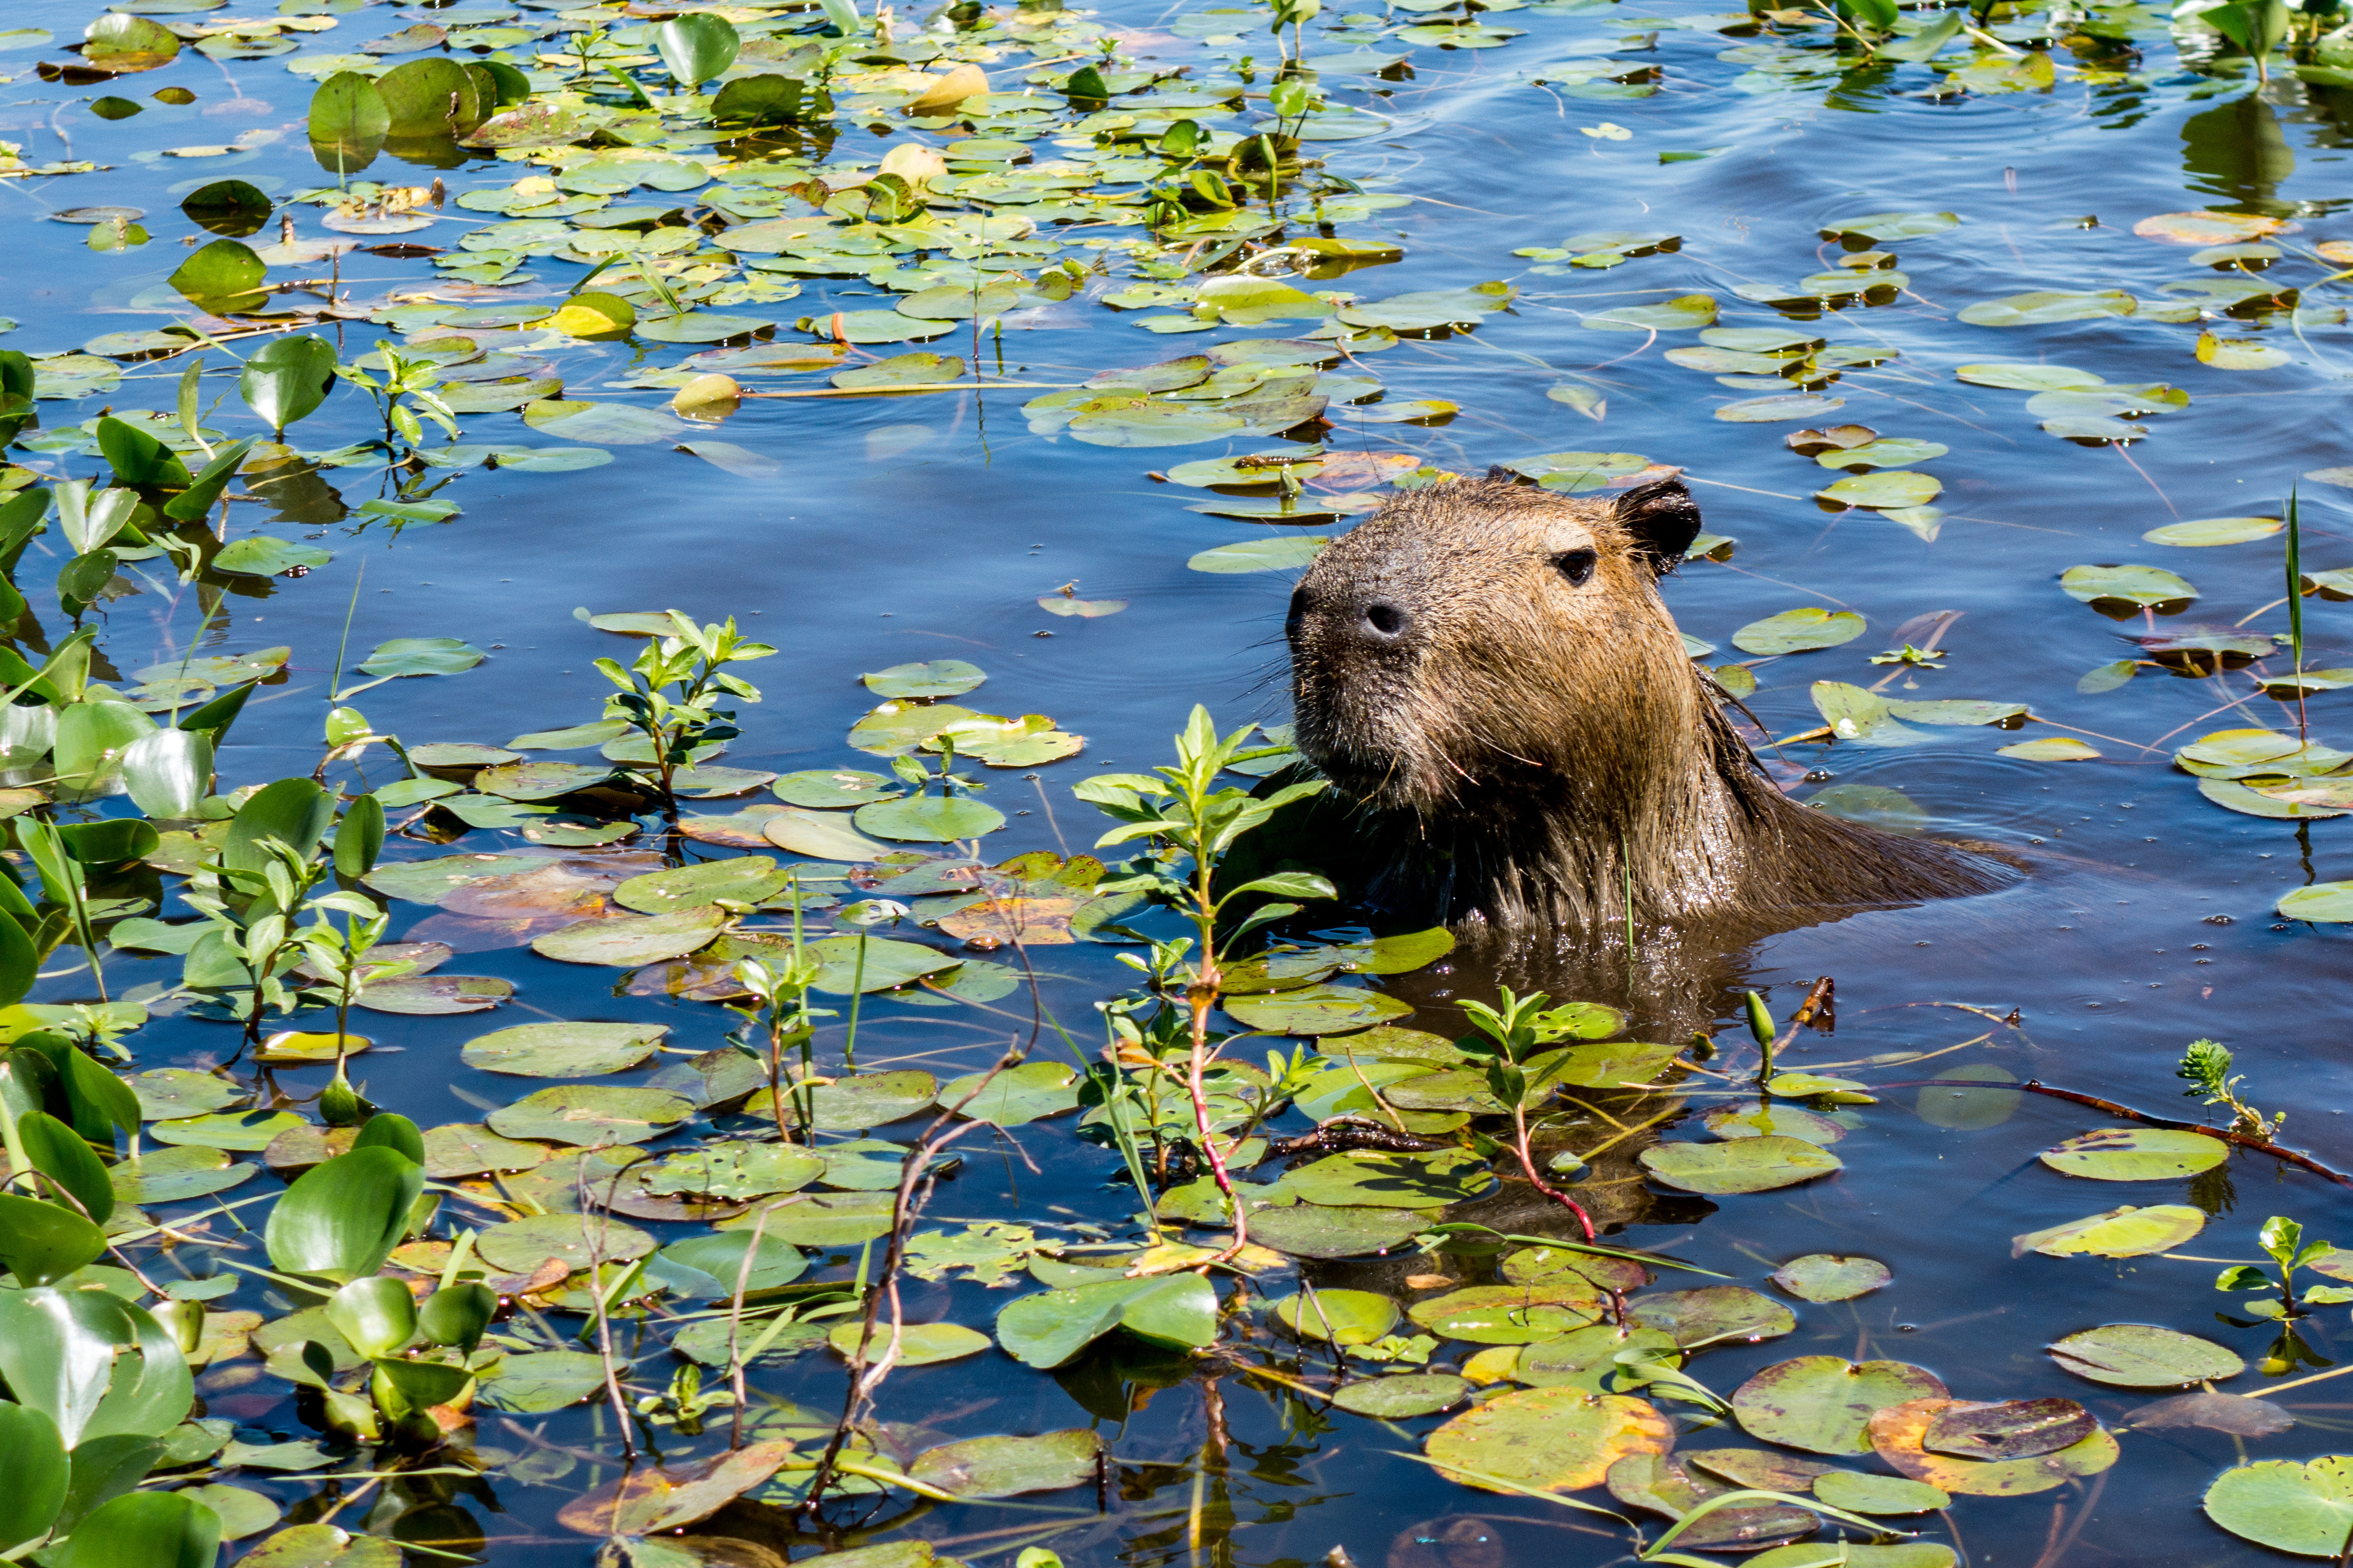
1893, 1078, 2350, 1185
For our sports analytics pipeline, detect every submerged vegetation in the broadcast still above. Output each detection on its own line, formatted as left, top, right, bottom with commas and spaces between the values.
2, 0, 2353, 1561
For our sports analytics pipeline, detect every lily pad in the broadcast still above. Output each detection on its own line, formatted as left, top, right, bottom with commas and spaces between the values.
801, 1071, 938, 1131
1958, 290, 2135, 326
1408, 1285, 1603, 1344
478, 1212, 655, 1273
1275, 1149, 1497, 1208
2060, 564, 2196, 612
1732, 1357, 1950, 1454
826, 1320, 991, 1367
2046, 1323, 2245, 1388
1715, 394, 1846, 423
1224, 984, 1411, 1034
1246, 1204, 1426, 1259
1814, 1472, 1949, 1515
1424, 1387, 1674, 1494
1869, 1398, 2118, 1496
1275, 1288, 1401, 1344
2143, 516, 2281, 546
460, 1022, 669, 1077
484, 1085, 696, 1146
855, 795, 1007, 842
2038, 1126, 2229, 1180
2205, 1459, 2353, 1557
2012, 1204, 2204, 1258
1333, 1374, 1469, 1418
907, 1430, 1101, 1499
764, 807, 892, 861
1732, 608, 1866, 655
1629, 1285, 1795, 1348
940, 1062, 1079, 1126
1955, 362, 2105, 390
1640, 1136, 1842, 1195
1819, 472, 1941, 510
531, 908, 725, 966
1770, 1255, 1891, 1302
1922, 1397, 2095, 1460
614, 857, 790, 914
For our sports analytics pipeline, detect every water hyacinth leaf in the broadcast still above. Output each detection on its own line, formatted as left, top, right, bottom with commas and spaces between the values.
656, 12, 739, 87
1732, 1357, 1950, 1454
0, 1194, 108, 1287
2012, 1204, 2205, 1258
0, 1402, 67, 1550
1867, 1399, 2118, 1496
2048, 1323, 2245, 1388
827, 1320, 988, 1367
1224, 984, 1411, 1034
460, 1022, 668, 1077
51, 1491, 218, 1568
484, 1085, 695, 1147
2204, 1459, 2353, 1556
1424, 1387, 1674, 1494
1771, 1255, 1891, 1302
2038, 1126, 2229, 1180
264, 1148, 423, 1284
1732, 609, 1865, 655
376, 57, 480, 137
167, 239, 265, 308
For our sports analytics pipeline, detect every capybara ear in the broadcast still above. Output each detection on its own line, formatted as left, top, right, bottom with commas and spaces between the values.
1614, 475, 1703, 572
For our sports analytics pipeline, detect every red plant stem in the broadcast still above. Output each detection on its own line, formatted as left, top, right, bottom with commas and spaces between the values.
1189, 976, 1249, 1260
1512, 1105, 1594, 1242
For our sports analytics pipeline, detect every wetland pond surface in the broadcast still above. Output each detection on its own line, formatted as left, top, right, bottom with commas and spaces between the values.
3, 0, 2353, 1563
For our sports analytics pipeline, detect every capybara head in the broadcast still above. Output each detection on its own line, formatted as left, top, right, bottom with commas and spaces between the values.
1286, 474, 1706, 817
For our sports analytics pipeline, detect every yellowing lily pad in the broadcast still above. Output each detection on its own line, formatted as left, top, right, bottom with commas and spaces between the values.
1868, 1398, 2118, 1496
1424, 1387, 1674, 1494
1732, 1356, 1950, 1454
2038, 1126, 2229, 1180
2011, 1204, 2204, 1258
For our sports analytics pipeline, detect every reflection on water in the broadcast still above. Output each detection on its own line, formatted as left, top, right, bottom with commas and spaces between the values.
2181, 92, 2296, 210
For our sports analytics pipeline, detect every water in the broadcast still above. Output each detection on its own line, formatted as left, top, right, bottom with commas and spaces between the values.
6, 0, 2353, 1560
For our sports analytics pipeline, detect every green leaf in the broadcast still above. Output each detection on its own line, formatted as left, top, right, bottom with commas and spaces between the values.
19, 1111, 113, 1224
656, 12, 740, 86
2038, 1126, 2230, 1180
1731, 1356, 1948, 1454
2205, 1459, 2353, 1557
52, 1490, 218, 1568
225, 777, 333, 875
324, 1276, 415, 1359
166, 240, 264, 309
0, 1287, 193, 1448
1640, 1137, 1844, 1195
2012, 1204, 2206, 1258
1732, 608, 1866, 655
2047, 1323, 2244, 1388
827, 1319, 990, 1367
0, 1402, 67, 1550
0, 1193, 108, 1288
264, 1147, 424, 1284
238, 335, 337, 435
375, 57, 480, 137
906, 1430, 1102, 1499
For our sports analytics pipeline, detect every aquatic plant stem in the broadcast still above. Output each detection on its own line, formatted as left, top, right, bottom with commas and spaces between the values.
1509, 1101, 1594, 1242
1896, 1078, 2349, 1185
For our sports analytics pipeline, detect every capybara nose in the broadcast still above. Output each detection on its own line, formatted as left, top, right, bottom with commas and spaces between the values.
1361, 599, 1412, 641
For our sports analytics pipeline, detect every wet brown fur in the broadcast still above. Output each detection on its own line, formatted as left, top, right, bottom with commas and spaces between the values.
1284, 474, 2014, 928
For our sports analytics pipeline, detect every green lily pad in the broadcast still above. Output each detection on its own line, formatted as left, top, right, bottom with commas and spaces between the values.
864, 660, 987, 699
1815, 1471, 1950, 1515
473, 761, 612, 800
906, 1430, 1101, 1499
1732, 1356, 1950, 1454
721, 1191, 897, 1246
1582, 294, 1717, 331
1705, 1104, 1847, 1146
484, 1085, 696, 1146
2279, 882, 2353, 922
940, 1062, 1079, 1126
2012, 1204, 2205, 1258
2060, 564, 2196, 610
763, 807, 892, 861
2038, 1126, 2229, 1180
773, 769, 904, 808
855, 795, 1007, 842
634, 1142, 825, 1201
1275, 1288, 1401, 1344
1958, 289, 2135, 326
478, 1350, 611, 1413
1540, 1040, 1683, 1088
477, 1212, 656, 1273
460, 1022, 670, 1077
2205, 1458, 2353, 1556
111, 1146, 255, 1203
827, 1320, 991, 1366
806, 934, 959, 994
804, 1071, 938, 1131
1424, 1385, 1675, 1495
1629, 1285, 1795, 1348
151, 1110, 309, 1151
1188, 536, 1329, 573
1732, 608, 1866, 655
1224, 984, 1412, 1034
1248, 1204, 1427, 1259
212, 538, 332, 577
2048, 1323, 2245, 1388
1409, 1284, 1605, 1345
1332, 1374, 1469, 1418
1955, 361, 2106, 390
1770, 1255, 1890, 1302
615, 857, 790, 914
354, 974, 515, 1016
1825, 211, 1958, 242
2000, 737, 2102, 761
1816, 438, 1949, 470
1715, 394, 1845, 423
2143, 515, 2281, 546
531, 908, 725, 966
1274, 1149, 1497, 1209
1640, 1135, 1843, 1194
1818, 471, 1941, 510
129, 1068, 243, 1121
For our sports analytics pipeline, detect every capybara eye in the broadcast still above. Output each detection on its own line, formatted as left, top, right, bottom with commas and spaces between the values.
1552, 548, 1598, 588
